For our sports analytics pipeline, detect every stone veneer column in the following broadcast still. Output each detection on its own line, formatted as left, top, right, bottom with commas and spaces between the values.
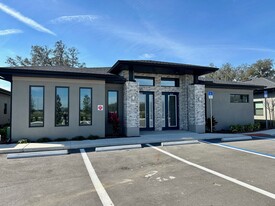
124, 81, 140, 136
188, 84, 205, 133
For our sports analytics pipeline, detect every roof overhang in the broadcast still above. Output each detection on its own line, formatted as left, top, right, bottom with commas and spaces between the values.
109, 60, 218, 76
0, 67, 126, 84
203, 80, 265, 90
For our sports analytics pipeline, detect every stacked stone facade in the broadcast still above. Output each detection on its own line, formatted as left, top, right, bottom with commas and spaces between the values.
136, 72, 194, 131
188, 84, 205, 133
123, 81, 140, 136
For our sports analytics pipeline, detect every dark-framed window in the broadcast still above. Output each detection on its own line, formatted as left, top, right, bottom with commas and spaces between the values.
230, 94, 249, 103
135, 76, 154, 86
161, 78, 179, 87
55, 87, 69, 126
254, 101, 264, 116
79, 88, 92, 126
4, 103, 7, 114
108, 91, 118, 117
29, 86, 44, 127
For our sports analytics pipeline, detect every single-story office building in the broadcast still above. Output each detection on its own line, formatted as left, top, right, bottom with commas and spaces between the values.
0, 60, 217, 141
0, 88, 11, 127
0, 60, 261, 142
202, 78, 264, 130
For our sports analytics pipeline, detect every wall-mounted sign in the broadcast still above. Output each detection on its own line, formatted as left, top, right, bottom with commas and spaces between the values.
97, 105, 104, 111
208, 91, 214, 99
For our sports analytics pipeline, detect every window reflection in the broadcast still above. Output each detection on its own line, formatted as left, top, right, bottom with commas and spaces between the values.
55, 87, 69, 126
30, 86, 44, 127
108, 91, 118, 115
80, 88, 92, 125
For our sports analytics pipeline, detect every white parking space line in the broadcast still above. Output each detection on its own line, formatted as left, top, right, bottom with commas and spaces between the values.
80, 149, 114, 206
201, 140, 275, 160
147, 144, 275, 200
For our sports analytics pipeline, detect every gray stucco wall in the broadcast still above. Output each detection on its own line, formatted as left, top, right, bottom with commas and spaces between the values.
0, 92, 10, 126
12, 76, 106, 141
205, 87, 254, 130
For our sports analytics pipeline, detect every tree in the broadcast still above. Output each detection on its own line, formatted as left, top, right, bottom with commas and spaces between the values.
6, 40, 85, 68
246, 59, 274, 79
206, 59, 275, 81
55, 95, 63, 125
83, 95, 91, 117
206, 63, 237, 81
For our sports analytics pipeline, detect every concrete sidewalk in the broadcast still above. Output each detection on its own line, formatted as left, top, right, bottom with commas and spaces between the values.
0, 130, 273, 154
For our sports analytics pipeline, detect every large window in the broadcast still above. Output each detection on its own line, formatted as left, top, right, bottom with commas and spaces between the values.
230, 94, 249, 103
135, 76, 154, 86
108, 91, 118, 116
161, 78, 179, 87
254, 101, 264, 116
30, 86, 44, 127
79, 88, 92, 126
55, 87, 69, 126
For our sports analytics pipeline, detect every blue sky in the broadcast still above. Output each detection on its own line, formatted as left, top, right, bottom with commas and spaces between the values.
1, 0, 275, 90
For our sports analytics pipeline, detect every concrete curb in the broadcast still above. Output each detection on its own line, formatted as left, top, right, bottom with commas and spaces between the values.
95, 144, 142, 152
161, 140, 200, 146
221, 136, 252, 142
7, 150, 68, 159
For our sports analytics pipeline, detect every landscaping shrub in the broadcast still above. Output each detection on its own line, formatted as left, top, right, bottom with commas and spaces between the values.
205, 116, 218, 132
17, 139, 30, 144
71, 136, 86, 141
54, 137, 68, 142
37, 137, 52, 143
87, 135, 99, 140
254, 122, 261, 131
0, 127, 7, 142
230, 123, 261, 133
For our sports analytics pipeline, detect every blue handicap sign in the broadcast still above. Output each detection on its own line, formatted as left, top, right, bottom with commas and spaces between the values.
208, 91, 213, 96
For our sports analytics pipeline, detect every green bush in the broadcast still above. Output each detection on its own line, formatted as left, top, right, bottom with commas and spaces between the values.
37, 137, 52, 143
230, 123, 261, 133
205, 116, 218, 132
86, 135, 99, 140
54, 137, 68, 142
254, 122, 261, 131
71, 136, 86, 141
0, 127, 9, 142
17, 139, 30, 144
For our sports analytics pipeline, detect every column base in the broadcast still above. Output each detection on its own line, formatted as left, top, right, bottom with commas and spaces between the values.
125, 127, 140, 137
189, 125, 205, 133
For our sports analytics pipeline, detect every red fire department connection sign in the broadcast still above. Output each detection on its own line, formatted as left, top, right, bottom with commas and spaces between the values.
97, 105, 104, 111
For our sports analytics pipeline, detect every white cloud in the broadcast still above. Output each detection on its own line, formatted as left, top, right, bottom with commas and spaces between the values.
0, 2, 55, 35
0, 29, 22, 35
139, 53, 155, 59
51, 15, 99, 24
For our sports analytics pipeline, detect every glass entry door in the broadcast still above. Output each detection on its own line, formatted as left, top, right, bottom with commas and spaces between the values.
139, 92, 154, 130
162, 92, 179, 129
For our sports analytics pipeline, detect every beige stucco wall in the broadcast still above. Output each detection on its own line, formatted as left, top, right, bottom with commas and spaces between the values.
12, 76, 106, 141
205, 88, 254, 130
0, 92, 10, 126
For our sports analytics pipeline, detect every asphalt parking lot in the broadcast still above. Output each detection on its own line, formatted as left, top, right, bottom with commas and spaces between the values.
1, 138, 275, 206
